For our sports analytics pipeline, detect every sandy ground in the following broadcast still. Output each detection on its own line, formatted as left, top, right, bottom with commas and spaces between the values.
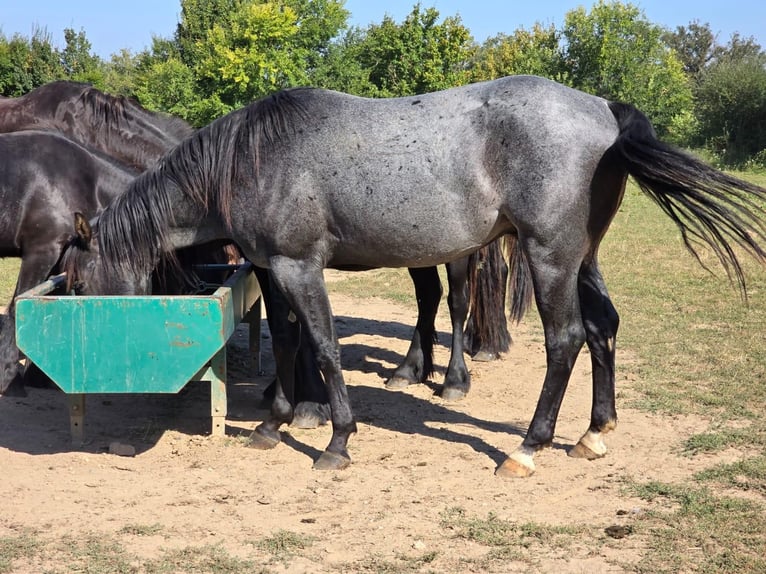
0, 279, 734, 572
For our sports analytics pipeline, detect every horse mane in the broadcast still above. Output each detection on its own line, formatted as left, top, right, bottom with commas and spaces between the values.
75, 84, 194, 142
97, 87, 311, 278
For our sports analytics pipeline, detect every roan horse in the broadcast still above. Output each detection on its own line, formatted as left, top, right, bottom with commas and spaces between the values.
60, 75, 766, 476
0, 80, 511, 407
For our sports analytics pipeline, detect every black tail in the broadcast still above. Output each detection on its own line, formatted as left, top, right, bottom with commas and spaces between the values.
465, 240, 512, 355
609, 101, 766, 294
504, 235, 534, 323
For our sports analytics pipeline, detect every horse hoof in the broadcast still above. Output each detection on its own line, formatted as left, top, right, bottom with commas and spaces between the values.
291, 403, 329, 429
568, 441, 605, 460
0, 375, 27, 397
471, 351, 498, 362
495, 457, 535, 478
385, 376, 414, 390
313, 451, 351, 471
246, 428, 280, 450
440, 386, 467, 401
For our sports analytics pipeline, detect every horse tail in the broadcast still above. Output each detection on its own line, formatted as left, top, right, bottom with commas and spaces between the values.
608, 101, 766, 294
465, 240, 512, 355
504, 234, 535, 324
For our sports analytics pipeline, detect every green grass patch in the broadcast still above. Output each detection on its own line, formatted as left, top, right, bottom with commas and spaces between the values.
256, 529, 314, 563
601, 180, 766, 423
624, 479, 766, 573
117, 523, 164, 537
0, 258, 20, 306
439, 506, 586, 553
0, 529, 42, 574
327, 267, 426, 309
695, 455, 766, 495
144, 544, 258, 574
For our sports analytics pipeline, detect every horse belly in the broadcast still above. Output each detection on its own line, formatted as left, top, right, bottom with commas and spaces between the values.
327, 195, 499, 268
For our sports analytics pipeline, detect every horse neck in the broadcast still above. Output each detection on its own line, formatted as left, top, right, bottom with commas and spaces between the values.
63, 108, 188, 171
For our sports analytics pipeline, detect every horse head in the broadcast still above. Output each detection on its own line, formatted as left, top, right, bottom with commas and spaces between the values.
59, 213, 152, 296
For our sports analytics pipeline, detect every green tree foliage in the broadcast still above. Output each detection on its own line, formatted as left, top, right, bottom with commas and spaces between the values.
695, 37, 766, 166
309, 28, 377, 95
471, 24, 564, 82
166, 0, 347, 124
349, 4, 475, 97
562, 1, 693, 139
61, 28, 103, 85
0, 28, 63, 95
662, 20, 718, 83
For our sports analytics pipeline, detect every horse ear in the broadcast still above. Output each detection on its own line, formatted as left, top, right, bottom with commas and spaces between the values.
74, 212, 93, 245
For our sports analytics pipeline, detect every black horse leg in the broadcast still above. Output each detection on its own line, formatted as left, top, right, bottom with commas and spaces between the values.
256, 266, 329, 428
441, 257, 471, 400
384, 266, 442, 389
569, 260, 619, 460
0, 251, 62, 396
497, 238, 586, 478
248, 268, 300, 449
267, 256, 356, 470
0, 307, 24, 396
291, 337, 330, 428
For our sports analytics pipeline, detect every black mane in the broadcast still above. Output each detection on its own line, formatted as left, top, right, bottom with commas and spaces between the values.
97, 87, 311, 277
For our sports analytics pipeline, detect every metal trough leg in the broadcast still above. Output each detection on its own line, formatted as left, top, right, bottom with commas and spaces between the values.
68, 394, 85, 445
205, 348, 227, 436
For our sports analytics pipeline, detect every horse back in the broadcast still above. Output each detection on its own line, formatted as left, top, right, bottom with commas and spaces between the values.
237, 77, 622, 267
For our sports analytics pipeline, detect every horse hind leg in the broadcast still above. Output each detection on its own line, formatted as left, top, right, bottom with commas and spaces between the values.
440, 257, 471, 400
385, 266, 441, 389
496, 237, 587, 478
568, 260, 619, 460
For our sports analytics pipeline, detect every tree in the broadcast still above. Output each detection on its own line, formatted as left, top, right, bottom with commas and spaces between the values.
349, 4, 475, 97
61, 28, 103, 85
161, 0, 348, 124
561, 1, 693, 139
309, 27, 380, 95
471, 24, 564, 82
695, 37, 766, 165
662, 21, 718, 83
0, 28, 63, 96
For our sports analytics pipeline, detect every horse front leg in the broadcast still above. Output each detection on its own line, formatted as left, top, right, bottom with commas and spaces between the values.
568, 260, 619, 460
268, 257, 356, 470
496, 238, 586, 478
385, 266, 442, 389
441, 258, 471, 400
248, 269, 300, 449
1, 249, 62, 396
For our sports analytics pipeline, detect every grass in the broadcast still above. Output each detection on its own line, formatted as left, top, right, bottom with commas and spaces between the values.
256, 529, 314, 563
0, 258, 20, 306
0, 531, 288, 574
623, 480, 766, 573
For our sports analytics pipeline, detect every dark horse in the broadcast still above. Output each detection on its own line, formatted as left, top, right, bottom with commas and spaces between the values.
0, 82, 195, 395
0, 131, 137, 393
61, 75, 766, 476
0, 80, 511, 406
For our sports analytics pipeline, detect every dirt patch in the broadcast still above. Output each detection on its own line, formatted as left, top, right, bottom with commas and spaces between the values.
0, 286, 728, 572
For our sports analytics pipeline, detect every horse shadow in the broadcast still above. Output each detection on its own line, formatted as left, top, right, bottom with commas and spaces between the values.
0, 313, 538, 464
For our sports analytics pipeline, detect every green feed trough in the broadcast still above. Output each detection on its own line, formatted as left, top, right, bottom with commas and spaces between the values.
15, 263, 262, 442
